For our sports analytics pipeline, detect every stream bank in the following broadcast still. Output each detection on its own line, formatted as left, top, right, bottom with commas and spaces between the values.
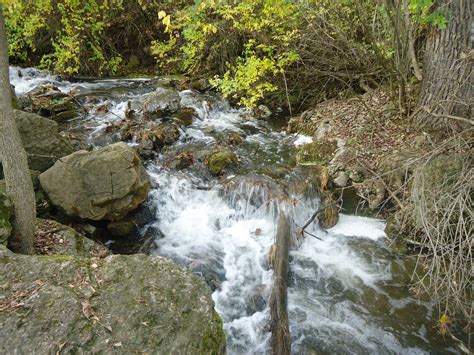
1, 66, 464, 354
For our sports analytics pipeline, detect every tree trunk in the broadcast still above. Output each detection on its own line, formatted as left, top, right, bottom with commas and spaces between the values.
0, 6, 36, 254
269, 214, 291, 355
415, 0, 473, 127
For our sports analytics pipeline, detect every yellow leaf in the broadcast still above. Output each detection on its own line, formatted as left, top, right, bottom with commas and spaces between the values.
158, 11, 166, 19
162, 15, 171, 26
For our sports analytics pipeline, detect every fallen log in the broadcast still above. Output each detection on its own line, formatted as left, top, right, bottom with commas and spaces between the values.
269, 214, 291, 355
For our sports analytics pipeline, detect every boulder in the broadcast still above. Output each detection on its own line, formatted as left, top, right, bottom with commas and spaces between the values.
28, 84, 79, 122
39, 142, 150, 221
207, 151, 239, 176
142, 88, 181, 119
0, 249, 226, 354
14, 110, 76, 172
0, 189, 12, 246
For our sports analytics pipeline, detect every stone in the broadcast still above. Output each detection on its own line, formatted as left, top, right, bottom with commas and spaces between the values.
174, 107, 196, 126
142, 88, 181, 119
107, 219, 138, 238
0, 190, 12, 246
14, 110, 76, 172
168, 151, 194, 170
34, 219, 109, 257
207, 151, 239, 176
28, 84, 79, 122
39, 142, 150, 221
333, 171, 349, 187
296, 140, 338, 167
0, 251, 226, 354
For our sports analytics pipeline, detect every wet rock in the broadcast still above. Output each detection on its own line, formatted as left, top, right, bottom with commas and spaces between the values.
34, 219, 109, 257
0, 249, 226, 354
207, 151, 239, 176
226, 132, 243, 145
246, 285, 268, 315
174, 107, 196, 126
168, 151, 194, 170
39, 142, 150, 221
107, 219, 138, 238
188, 258, 225, 292
0, 189, 12, 246
14, 110, 76, 172
318, 193, 339, 229
142, 88, 181, 119
28, 84, 79, 122
123, 122, 181, 158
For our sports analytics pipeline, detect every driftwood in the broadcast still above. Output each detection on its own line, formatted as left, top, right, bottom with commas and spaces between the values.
269, 214, 291, 355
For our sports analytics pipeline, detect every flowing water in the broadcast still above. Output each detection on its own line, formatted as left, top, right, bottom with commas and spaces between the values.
10, 66, 459, 354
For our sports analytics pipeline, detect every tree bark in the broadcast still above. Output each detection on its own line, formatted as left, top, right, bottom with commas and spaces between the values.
415, 0, 473, 127
0, 6, 36, 254
269, 214, 291, 355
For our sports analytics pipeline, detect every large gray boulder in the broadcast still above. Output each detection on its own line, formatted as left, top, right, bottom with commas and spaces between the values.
0, 248, 226, 354
142, 87, 181, 119
39, 142, 150, 221
14, 110, 76, 172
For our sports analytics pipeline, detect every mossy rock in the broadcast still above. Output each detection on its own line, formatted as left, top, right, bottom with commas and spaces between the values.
107, 219, 137, 238
296, 140, 337, 167
173, 108, 196, 126
207, 151, 239, 176
0, 250, 226, 354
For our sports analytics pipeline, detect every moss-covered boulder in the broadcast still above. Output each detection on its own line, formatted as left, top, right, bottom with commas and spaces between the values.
0, 248, 226, 354
0, 190, 12, 246
296, 140, 337, 167
207, 151, 239, 176
14, 110, 76, 172
39, 142, 150, 221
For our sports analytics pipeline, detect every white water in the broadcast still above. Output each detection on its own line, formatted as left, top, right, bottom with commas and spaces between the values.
10, 67, 456, 354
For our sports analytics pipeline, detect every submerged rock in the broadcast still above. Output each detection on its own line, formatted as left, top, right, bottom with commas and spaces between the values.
0, 248, 226, 354
14, 110, 76, 172
39, 142, 150, 221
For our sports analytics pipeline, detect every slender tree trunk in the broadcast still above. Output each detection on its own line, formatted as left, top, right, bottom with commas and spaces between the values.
415, 0, 473, 127
0, 6, 36, 254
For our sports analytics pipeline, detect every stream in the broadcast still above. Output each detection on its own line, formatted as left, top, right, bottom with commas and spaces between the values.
10, 66, 458, 354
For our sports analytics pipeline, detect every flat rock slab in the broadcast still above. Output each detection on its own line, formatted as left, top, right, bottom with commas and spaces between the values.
0, 247, 225, 354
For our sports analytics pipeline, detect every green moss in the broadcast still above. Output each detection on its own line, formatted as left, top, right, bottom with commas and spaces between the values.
296, 140, 337, 166
207, 151, 239, 176
199, 311, 226, 354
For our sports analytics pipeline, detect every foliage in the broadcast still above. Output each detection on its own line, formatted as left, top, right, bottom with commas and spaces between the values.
151, 0, 301, 107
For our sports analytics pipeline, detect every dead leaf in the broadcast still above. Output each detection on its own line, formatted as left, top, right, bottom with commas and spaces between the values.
81, 301, 94, 319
